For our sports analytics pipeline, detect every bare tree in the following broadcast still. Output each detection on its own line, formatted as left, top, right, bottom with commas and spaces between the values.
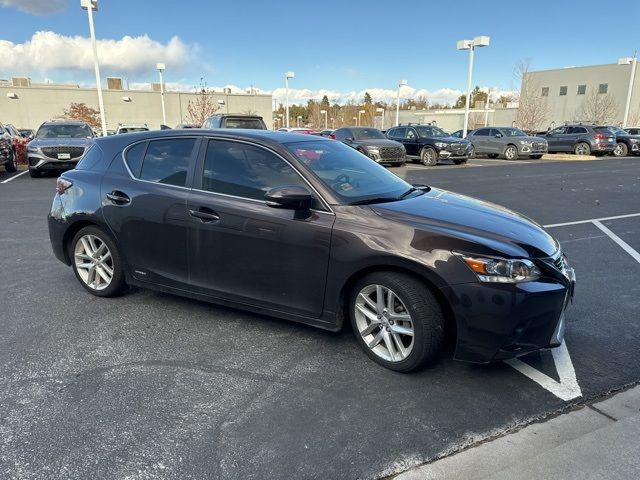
575, 91, 618, 124
515, 60, 549, 132
184, 80, 220, 127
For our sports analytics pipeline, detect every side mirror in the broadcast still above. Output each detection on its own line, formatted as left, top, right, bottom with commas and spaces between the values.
265, 185, 314, 210
344, 137, 354, 142
494, 133, 502, 138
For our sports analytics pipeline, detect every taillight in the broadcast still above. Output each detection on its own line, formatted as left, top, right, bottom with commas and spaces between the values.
329, 134, 336, 140
56, 178, 73, 194
594, 134, 607, 140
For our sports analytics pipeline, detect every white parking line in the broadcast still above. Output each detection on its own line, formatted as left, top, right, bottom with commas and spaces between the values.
592, 220, 640, 264
544, 212, 640, 228
1, 170, 29, 184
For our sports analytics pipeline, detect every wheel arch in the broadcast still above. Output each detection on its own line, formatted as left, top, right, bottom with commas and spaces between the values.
61, 219, 107, 264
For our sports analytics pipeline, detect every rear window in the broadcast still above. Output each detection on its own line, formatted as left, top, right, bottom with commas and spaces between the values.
224, 118, 265, 129
594, 127, 613, 135
75, 145, 101, 171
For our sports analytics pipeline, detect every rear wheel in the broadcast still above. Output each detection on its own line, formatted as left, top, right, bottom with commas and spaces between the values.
574, 142, 591, 156
420, 147, 438, 166
613, 142, 628, 157
4, 150, 17, 172
487, 153, 499, 159
350, 271, 444, 372
504, 145, 519, 160
70, 226, 127, 297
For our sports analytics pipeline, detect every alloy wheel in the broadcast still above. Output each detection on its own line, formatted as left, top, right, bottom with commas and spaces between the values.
74, 234, 114, 291
354, 284, 414, 362
505, 146, 517, 160
575, 143, 590, 155
613, 142, 627, 157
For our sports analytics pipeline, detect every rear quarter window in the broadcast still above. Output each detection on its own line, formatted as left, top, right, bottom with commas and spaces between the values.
75, 145, 102, 171
124, 141, 147, 177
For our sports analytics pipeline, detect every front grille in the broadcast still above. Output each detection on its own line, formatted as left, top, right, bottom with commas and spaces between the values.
379, 146, 404, 159
41, 146, 85, 159
451, 144, 467, 154
532, 142, 547, 150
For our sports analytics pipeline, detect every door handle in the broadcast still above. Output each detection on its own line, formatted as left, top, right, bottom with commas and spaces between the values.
106, 191, 130, 205
189, 208, 220, 222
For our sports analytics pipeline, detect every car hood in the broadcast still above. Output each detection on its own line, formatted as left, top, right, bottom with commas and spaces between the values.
29, 137, 95, 148
354, 139, 404, 147
515, 135, 547, 143
421, 136, 470, 144
371, 187, 558, 258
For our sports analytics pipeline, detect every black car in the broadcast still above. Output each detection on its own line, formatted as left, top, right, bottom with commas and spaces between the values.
386, 125, 473, 166
606, 126, 640, 157
332, 127, 406, 166
0, 122, 18, 172
27, 120, 95, 177
202, 114, 267, 130
542, 124, 616, 156
18, 128, 35, 140
625, 127, 640, 136
48, 130, 575, 372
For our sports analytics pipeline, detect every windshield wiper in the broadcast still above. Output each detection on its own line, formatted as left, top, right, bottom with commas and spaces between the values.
398, 184, 430, 200
349, 197, 400, 206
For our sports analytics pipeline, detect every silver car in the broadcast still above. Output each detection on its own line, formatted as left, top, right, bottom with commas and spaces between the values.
467, 127, 548, 160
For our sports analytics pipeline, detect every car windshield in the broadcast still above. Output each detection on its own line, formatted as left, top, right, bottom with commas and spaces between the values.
414, 126, 448, 137
352, 128, 385, 140
501, 128, 528, 137
286, 140, 413, 204
36, 124, 94, 139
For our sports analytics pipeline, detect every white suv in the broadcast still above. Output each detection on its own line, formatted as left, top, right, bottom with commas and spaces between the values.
115, 124, 149, 135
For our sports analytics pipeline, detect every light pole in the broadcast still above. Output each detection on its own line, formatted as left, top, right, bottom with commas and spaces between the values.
320, 109, 328, 129
396, 79, 407, 126
622, 54, 638, 127
484, 87, 491, 126
457, 36, 490, 137
358, 109, 366, 127
376, 107, 385, 130
285, 71, 295, 128
156, 63, 167, 126
81, 0, 107, 136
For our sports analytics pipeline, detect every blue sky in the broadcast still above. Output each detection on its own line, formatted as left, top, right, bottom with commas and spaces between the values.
1, 0, 639, 105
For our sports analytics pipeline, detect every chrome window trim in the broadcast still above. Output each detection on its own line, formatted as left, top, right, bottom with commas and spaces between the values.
120, 136, 335, 215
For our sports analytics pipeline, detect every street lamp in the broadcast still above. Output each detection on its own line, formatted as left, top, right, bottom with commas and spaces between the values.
457, 36, 490, 137
396, 79, 407, 126
80, 0, 107, 136
285, 71, 295, 128
621, 55, 638, 127
376, 107, 385, 130
320, 109, 328, 129
156, 63, 167, 126
358, 109, 366, 127
297, 115, 302, 127
484, 87, 491, 126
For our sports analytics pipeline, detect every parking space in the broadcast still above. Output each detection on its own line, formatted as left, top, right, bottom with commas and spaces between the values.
1, 157, 639, 479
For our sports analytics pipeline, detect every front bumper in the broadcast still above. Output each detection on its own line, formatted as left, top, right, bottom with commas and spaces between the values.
438, 145, 472, 159
441, 272, 575, 363
592, 141, 615, 152
28, 153, 80, 171
367, 152, 406, 164
520, 144, 548, 154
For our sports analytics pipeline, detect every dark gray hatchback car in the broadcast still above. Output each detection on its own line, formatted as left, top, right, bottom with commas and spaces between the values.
48, 130, 575, 372
542, 124, 615, 155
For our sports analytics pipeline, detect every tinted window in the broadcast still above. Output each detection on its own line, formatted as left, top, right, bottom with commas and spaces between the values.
125, 141, 147, 177
568, 127, 587, 134
35, 123, 94, 139
406, 128, 417, 139
594, 127, 613, 135
489, 129, 501, 137
223, 118, 265, 129
139, 138, 196, 186
352, 128, 385, 140
202, 140, 316, 205
333, 129, 351, 141
559, 86, 568, 96
391, 127, 407, 138
549, 127, 566, 135
473, 128, 490, 136
75, 145, 101, 171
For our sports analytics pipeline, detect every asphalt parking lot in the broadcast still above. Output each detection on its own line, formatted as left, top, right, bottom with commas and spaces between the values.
1, 157, 639, 479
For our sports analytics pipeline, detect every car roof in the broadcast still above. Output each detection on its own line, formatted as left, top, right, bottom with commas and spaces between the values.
208, 114, 263, 118
41, 120, 90, 126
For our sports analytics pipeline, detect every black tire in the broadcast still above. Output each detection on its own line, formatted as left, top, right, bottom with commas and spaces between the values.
420, 147, 438, 166
529, 154, 543, 159
349, 271, 445, 372
453, 159, 466, 165
487, 153, 499, 159
69, 226, 127, 297
613, 142, 628, 157
4, 150, 17, 172
29, 168, 41, 178
574, 142, 591, 156
504, 144, 519, 160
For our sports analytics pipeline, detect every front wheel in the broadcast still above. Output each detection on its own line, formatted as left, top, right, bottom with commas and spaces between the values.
4, 150, 17, 172
350, 272, 444, 372
504, 145, 519, 160
613, 142, 628, 157
420, 147, 438, 166
70, 226, 127, 297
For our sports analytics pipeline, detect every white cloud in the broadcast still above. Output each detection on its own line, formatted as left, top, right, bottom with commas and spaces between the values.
0, 31, 193, 74
0, 0, 65, 14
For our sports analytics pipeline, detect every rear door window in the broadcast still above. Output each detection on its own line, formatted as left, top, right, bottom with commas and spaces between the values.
138, 138, 198, 187
474, 128, 489, 136
392, 127, 407, 138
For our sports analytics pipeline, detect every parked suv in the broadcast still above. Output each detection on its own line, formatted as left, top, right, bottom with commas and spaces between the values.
27, 120, 95, 177
202, 114, 267, 130
386, 125, 472, 166
0, 122, 18, 172
625, 127, 640, 135
542, 124, 615, 156
115, 123, 149, 135
332, 127, 406, 166
606, 126, 640, 157
467, 127, 548, 160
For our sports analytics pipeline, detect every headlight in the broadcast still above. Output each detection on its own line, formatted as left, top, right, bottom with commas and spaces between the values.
435, 142, 449, 149
366, 147, 380, 154
455, 253, 541, 283
27, 146, 39, 153
630, 138, 639, 143
520, 141, 533, 147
